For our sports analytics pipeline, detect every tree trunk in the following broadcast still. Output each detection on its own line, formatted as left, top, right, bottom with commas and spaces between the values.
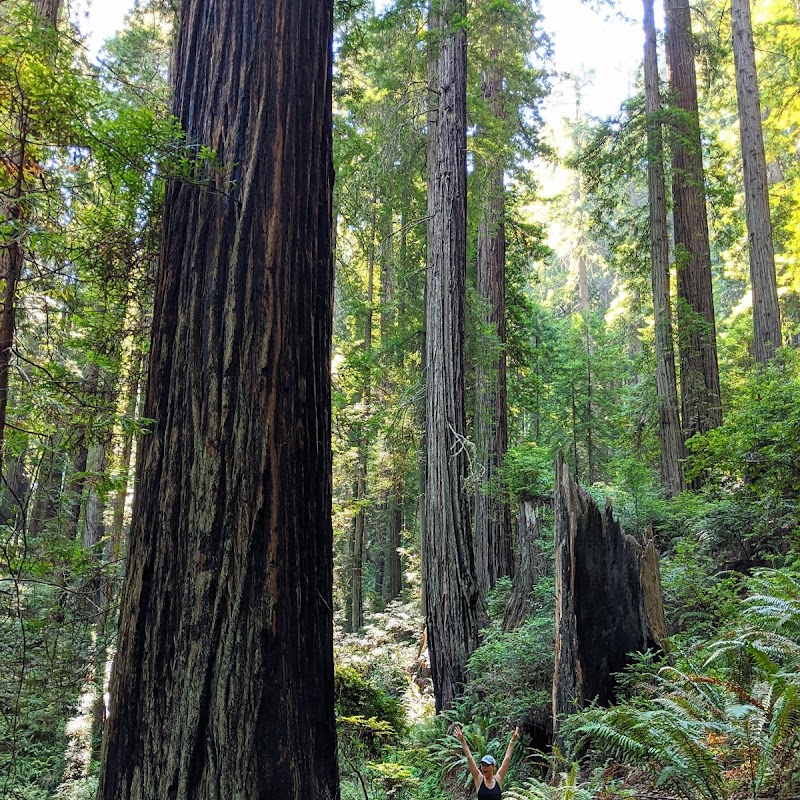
379, 204, 402, 604
0, 447, 27, 528
61, 362, 100, 542
503, 499, 545, 631
584, 320, 595, 483
109, 353, 143, 562
348, 188, 378, 632
97, 2, 338, 798
81, 439, 108, 612
577, 254, 590, 313
384, 482, 403, 602
28, 437, 63, 538
349, 472, 366, 631
664, 0, 723, 439
570, 382, 579, 482
93, 360, 141, 751
731, 0, 782, 363
0, 119, 26, 481
35, 0, 61, 27
552, 455, 669, 744
424, 0, 483, 713
643, 0, 686, 496
64, 432, 89, 539
474, 55, 512, 598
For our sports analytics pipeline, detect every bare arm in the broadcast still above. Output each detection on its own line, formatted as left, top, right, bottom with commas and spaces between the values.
497, 727, 520, 785
454, 725, 482, 790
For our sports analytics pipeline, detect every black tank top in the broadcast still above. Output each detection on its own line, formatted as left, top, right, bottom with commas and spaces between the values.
478, 781, 501, 800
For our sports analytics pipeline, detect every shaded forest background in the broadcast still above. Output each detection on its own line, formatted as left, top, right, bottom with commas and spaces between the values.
1, 0, 799, 798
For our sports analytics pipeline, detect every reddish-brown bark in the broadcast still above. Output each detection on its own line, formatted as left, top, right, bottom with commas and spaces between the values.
97, 1, 338, 798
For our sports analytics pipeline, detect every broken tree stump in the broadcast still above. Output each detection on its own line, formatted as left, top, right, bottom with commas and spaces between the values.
503, 497, 547, 631
552, 454, 668, 740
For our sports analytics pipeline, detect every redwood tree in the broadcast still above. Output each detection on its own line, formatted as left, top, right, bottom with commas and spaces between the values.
474, 53, 513, 597
424, 0, 483, 713
97, 1, 338, 798
664, 0, 723, 438
731, 0, 782, 362
643, 0, 685, 496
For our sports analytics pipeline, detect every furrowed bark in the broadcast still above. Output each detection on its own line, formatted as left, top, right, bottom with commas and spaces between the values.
643, 0, 686, 496
97, 1, 338, 798
731, 0, 782, 363
664, 0, 722, 439
424, 0, 483, 713
474, 54, 512, 598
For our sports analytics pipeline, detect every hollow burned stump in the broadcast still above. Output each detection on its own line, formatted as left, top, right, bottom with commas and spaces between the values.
553, 455, 668, 741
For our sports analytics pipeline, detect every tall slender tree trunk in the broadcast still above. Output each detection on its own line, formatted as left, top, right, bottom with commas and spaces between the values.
474, 55, 512, 598
379, 204, 403, 604
348, 189, 378, 632
28, 437, 63, 538
82, 438, 108, 610
97, 2, 338, 798
731, 0, 782, 362
109, 353, 142, 562
385, 482, 403, 602
92, 358, 142, 751
577, 254, 590, 313
584, 320, 595, 483
60, 364, 100, 544
570, 382, 580, 483
644, 0, 686, 496
424, 0, 483, 713
664, 0, 722, 439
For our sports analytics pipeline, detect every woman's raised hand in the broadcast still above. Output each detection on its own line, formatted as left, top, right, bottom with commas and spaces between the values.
453, 725, 465, 742
511, 726, 520, 741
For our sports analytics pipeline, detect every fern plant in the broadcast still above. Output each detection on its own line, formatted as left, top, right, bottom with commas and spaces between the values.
565, 569, 800, 800
505, 763, 603, 800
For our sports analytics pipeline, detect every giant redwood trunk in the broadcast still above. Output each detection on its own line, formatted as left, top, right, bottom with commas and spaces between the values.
424, 0, 483, 713
643, 0, 685, 496
474, 56, 512, 598
97, 2, 338, 799
664, 0, 722, 439
731, 0, 782, 363
553, 456, 668, 741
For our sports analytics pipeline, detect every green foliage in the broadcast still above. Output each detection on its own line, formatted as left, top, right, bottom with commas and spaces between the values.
686, 350, 800, 504
494, 444, 554, 503
484, 577, 514, 620
467, 589, 555, 730
587, 457, 666, 537
505, 763, 613, 800
660, 537, 745, 639
336, 664, 407, 742
336, 664, 411, 800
